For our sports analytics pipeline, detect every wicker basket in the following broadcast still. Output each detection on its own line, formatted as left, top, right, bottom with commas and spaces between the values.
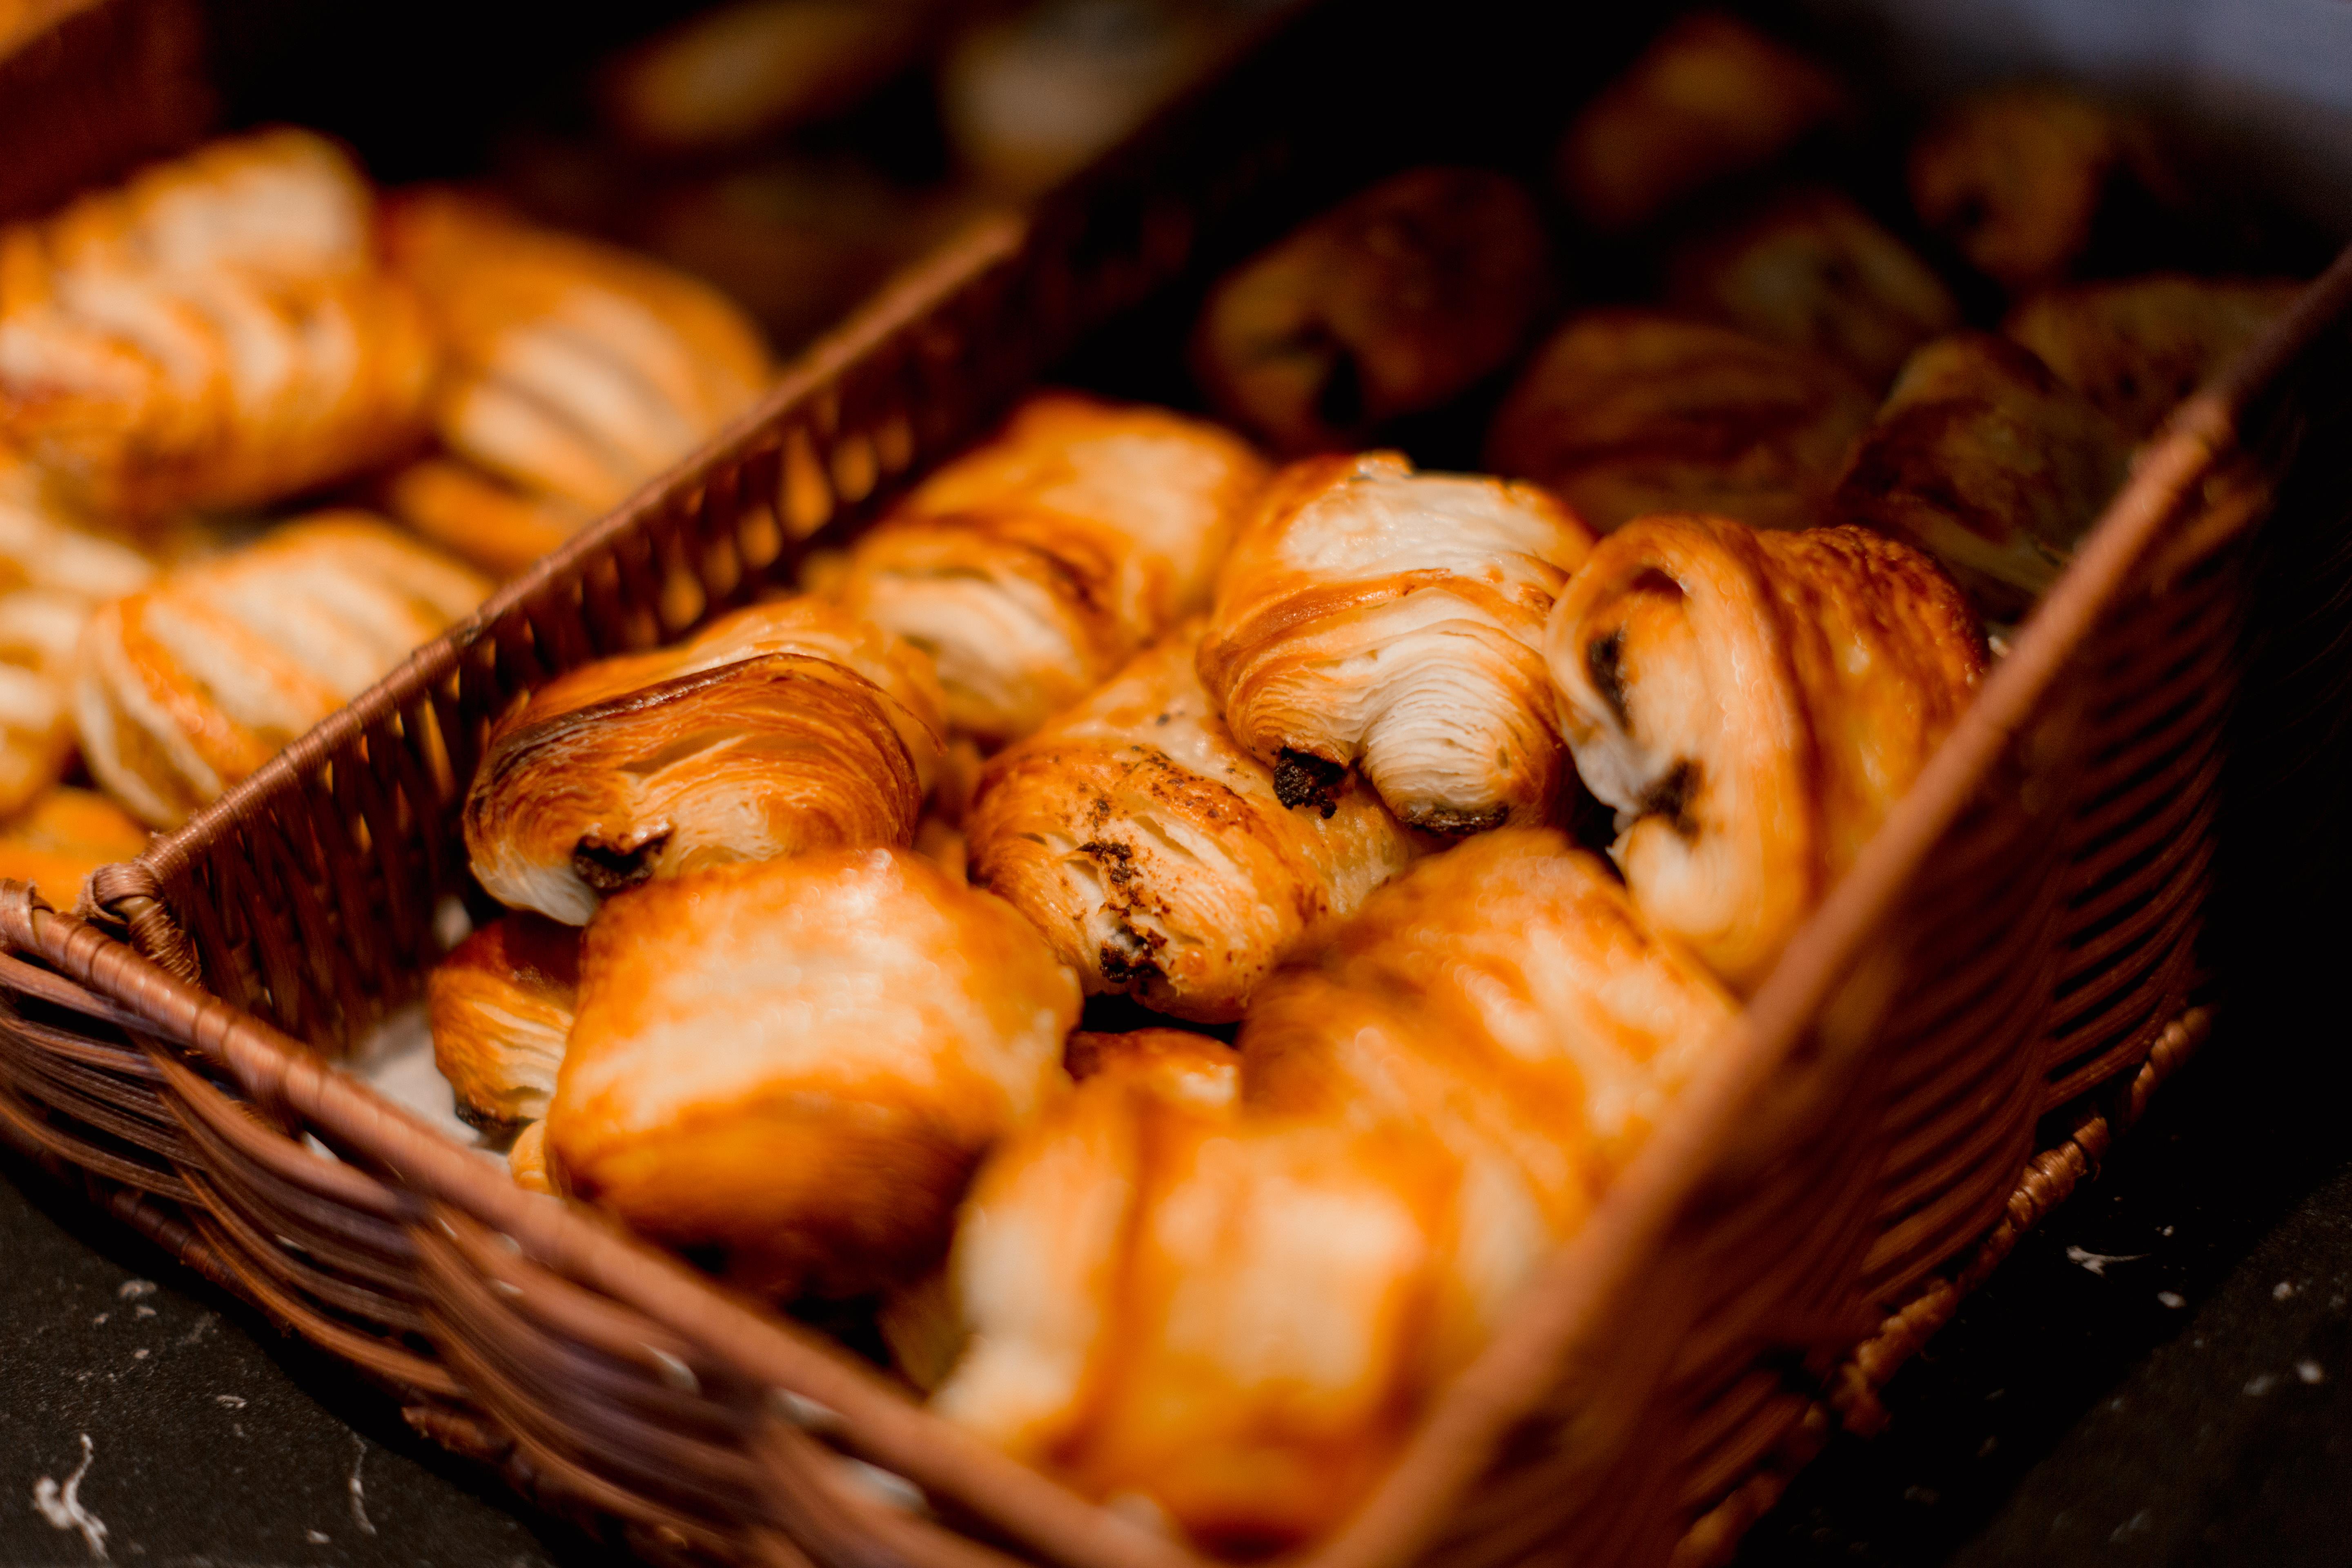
3, 3, 2351, 1564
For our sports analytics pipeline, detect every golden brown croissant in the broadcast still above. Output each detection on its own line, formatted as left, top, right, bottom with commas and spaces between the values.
1545, 517, 1984, 991
2003, 274, 2301, 439
965, 626, 1420, 1022
72, 512, 487, 829
464, 595, 945, 924
1666, 186, 1961, 389
1556, 12, 1848, 233
1833, 332, 2129, 620
1908, 87, 2194, 294
1484, 310, 1877, 535
426, 912, 581, 1130
383, 190, 772, 517
1196, 452, 1592, 833
835, 392, 1269, 744
1189, 167, 1551, 455
0, 129, 438, 519
546, 847, 1080, 1297
0, 787, 149, 909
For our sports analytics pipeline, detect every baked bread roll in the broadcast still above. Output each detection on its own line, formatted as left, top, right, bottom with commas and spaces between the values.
73, 513, 487, 829
546, 847, 1079, 1298
1666, 186, 1960, 389
1485, 310, 1877, 534
1196, 452, 1593, 833
426, 912, 581, 1130
836, 392, 1268, 745
2004, 274, 2302, 439
1557, 12, 1847, 233
0, 129, 437, 519
966, 626, 1420, 1023
464, 595, 945, 924
1189, 167, 1551, 455
382, 191, 771, 534
0, 787, 149, 909
1833, 333, 2129, 620
1546, 517, 1984, 990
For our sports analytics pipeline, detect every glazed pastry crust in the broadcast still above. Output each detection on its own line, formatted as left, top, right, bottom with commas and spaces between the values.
967, 626, 1419, 1022
1485, 309, 1877, 535
426, 913, 581, 1129
546, 847, 1080, 1298
465, 595, 946, 924
1190, 167, 1551, 455
2003, 274, 2301, 439
1545, 517, 1984, 991
1197, 452, 1592, 833
837, 391, 1269, 745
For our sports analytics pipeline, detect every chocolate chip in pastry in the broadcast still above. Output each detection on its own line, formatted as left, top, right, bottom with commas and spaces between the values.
464, 595, 945, 924
1557, 12, 1849, 234
1666, 186, 1961, 390
1196, 452, 1592, 834
967, 626, 1420, 1023
0, 787, 150, 910
835, 391, 1268, 746
545, 846, 1080, 1298
1545, 517, 1984, 991
73, 512, 488, 829
2003, 274, 2303, 440
1833, 332, 2130, 621
1484, 309, 1877, 535
427, 912, 581, 1131
1189, 167, 1551, 455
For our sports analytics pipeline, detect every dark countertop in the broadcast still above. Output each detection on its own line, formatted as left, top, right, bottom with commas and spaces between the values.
4, 1005, 2348, 1568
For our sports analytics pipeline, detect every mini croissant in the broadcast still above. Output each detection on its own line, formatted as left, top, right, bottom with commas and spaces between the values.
1545, 516, 1984, 991
426, 913, 581, 1130
837, 392, 1269, 745
1197, 452, 1593, 833
546, 847, 1079, 1298
464, 595, 946, 924
966, 626, 1420, 1022
73, 513, 487, 829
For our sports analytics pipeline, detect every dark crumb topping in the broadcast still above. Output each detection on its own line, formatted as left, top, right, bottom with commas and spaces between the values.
1098, 923, 1167, 986
1272, 749, 1348, 817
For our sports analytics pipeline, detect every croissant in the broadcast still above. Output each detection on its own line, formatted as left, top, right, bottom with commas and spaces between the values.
1556, 12, 1848, 233
1666, 186, 1960, 389
382, 190, 772, 524
1546, 517, 1983, 990
2004, 274, 2302, 439
836, 392, 1269, 744
1833, 333, 2129, 620
464, 595, 945, 924
0, 788, 149, 909
965, 626, 1420, 1022
1189, 167, 1551, 454
426, 913, 581, 1130
73, 513, 487, 829
0, 129, 437, 519
1484, 310, 1877, 535
1196, 452, 1592, 833
546, 847, 1080, 1297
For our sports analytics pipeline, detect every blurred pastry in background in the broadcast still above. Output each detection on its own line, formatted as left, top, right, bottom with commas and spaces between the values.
0, 787, 149, 909
1909, 86, 2196, 295
1199, 452, 1591, 833
0, 129, 437, 521
1665, 186, 1960, 390
966, 626, 1420, 1023
381, 457, 580, 580
465, 595, 946, 925
1557, 11, 1848, 234
836, 391, 1267, 745
1833, 332, 2129, 620
427, 911, 581, 1131
381, 190, 773, 570
2003, 273, 2302, 439
1545, 517, 1984, 991
72, 512, 487, 829
1486, 310, 1875, 535
1191, 166, 1552, 454
546, 846, 1080, 1298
